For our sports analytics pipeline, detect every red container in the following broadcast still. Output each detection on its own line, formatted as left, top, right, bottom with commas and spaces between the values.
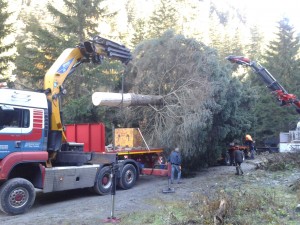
65, 123, 106, 152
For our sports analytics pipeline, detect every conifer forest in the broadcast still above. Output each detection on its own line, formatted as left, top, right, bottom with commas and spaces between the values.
1, 0, 300, 169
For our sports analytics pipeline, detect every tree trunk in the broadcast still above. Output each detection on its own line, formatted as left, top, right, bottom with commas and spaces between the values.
92, 92, 163, 107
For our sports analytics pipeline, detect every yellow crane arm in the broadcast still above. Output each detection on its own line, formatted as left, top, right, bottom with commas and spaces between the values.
43, 36, 132, 143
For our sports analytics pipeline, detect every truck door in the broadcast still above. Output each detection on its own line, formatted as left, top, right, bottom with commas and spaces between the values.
0, 105, 31, 159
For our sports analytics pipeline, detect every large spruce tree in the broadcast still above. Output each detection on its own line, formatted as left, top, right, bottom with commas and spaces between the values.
14, 0, 125, 124
251, 18, 300, 144
15, 0, 111, 88
122, 31, 254, 168
148, 0, 179, 38
0, 0, 14, 86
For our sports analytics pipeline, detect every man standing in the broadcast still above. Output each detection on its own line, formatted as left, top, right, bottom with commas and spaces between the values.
169, 147, 182, 184
234, 149, 244, 175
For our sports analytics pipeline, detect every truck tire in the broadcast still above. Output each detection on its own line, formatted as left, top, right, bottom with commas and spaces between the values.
93, 166, 112, 195
0, 178, 36, 215
119, 164, 137, 190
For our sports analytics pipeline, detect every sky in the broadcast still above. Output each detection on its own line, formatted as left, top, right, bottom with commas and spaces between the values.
231, 0, 300, 33
11, 0, 300, 33
6, 0, 300, 42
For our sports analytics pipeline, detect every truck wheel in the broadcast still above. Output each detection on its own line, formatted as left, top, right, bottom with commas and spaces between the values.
224, 153, 231, 166
119, 164, 137, 190
0, 178, 36, 215
93, 166, 112, 195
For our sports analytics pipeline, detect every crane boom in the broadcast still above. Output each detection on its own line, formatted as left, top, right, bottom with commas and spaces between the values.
226, 55, 300, 113
44, 36, 132, 143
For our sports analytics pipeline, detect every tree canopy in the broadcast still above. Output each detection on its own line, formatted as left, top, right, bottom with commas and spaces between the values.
2, 0, 300, 169
0, 0, 15, 86
249, 18, 300, 144
14, 0, 125, 124
120, 31, 255, 167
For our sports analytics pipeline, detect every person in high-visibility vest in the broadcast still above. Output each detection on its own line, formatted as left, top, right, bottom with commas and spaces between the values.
245, 134, 252, 142
245, 134, 255, 159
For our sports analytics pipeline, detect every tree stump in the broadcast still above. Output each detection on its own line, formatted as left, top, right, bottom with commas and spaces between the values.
214, 199, 227, 225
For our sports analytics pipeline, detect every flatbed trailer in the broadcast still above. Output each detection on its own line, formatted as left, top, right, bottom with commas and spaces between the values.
111, 148, 168, 176
65, 123, 168, 189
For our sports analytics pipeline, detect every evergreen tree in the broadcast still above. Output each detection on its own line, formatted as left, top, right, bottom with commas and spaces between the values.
14, 14, 62, 89
264, 18, 300, 91
148, 0, 179, 38
0, 0, 15, 86
14, 0, 124, 124
208, 12, 225, 50
243, 25, 265, 140
251, 18, 300, 144
15, 0, 111, 89
246, 25, 264, 61
208, 4, 245, 59
131, 19, 148, 47
123, 31, 254, 168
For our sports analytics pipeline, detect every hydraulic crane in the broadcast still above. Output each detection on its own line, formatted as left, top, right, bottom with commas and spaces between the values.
44, 35, 132, 149
0, 36, 166, 215
226, 55, 300, 113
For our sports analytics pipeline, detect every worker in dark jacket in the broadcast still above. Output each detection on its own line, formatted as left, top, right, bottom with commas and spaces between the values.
168, 147, 182, 184
234, 149, 244, 175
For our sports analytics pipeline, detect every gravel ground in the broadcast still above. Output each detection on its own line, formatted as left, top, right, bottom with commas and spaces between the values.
0, 161, 258, 225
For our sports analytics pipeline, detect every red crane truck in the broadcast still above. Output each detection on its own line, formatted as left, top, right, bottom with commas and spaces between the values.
0, 36, 166, 215
226, 55, 300, 112
226, 55, 300, 161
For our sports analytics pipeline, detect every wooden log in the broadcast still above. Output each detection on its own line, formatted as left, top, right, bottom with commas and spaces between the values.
214, 199, 227, 225
92, 92, 163, 107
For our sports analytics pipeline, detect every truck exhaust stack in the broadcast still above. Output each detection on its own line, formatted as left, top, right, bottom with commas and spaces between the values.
92, 92, 163, 107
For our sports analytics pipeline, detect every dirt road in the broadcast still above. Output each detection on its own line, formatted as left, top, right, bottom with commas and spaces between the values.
0, 162, 256, 225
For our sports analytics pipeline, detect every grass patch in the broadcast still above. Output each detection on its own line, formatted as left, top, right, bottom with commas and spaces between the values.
120, 154, 300, 225
224, 186, 298, 225
120, 176, 300, 225
262, 152, 300, 171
